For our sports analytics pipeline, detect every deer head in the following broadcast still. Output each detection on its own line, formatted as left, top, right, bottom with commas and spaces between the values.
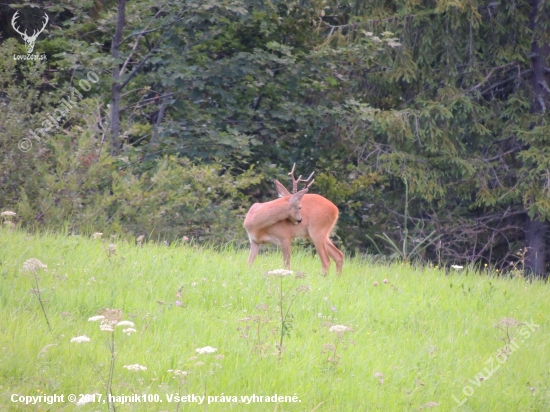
12, 11, 49, 54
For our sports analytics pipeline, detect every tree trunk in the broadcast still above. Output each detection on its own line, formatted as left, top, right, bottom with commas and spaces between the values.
524, 0, 550, 278
110, 0, 126, 156
524, 217, 547, 277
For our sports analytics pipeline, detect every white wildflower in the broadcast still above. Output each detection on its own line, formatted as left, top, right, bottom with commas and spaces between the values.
124, 364, 147, 371
116, 320, 135, 327
88, 315, 105, 322
123, 328, 137, 335
169, 369, 189, 377
22, 258, 47, 272
92, 232, 103, 239
265, 269, 293, 277
329, 325, 352, 333
71, 335, 91, 343
1, 211, 16, 217
451, 265, 464, 270
196, 346, 218, 355
100, 320, 115, 332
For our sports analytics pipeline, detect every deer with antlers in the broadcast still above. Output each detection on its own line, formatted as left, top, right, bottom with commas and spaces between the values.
243, 164, 344, 275
12, 11, 49, 54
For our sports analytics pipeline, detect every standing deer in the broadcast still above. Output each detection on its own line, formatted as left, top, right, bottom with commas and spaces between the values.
243, 164, 344, 275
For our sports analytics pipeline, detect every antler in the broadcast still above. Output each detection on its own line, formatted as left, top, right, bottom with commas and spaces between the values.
11, 11, 48, 40
35, 13, 49, 38
11, 11, 27, 38
288, 163, 315, 193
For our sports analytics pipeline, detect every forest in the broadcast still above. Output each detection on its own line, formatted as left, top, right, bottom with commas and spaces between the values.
1, 0, 549, 276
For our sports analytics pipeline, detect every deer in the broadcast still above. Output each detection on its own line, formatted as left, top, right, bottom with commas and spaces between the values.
12, 11, 49, 54
243, 164, 344, 275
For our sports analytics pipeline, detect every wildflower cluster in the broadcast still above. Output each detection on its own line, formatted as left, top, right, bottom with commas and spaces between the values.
71, 335, 91, 343
22, 258, 47, 273
196, 346, 217, 355
124, 364, 147, 371
1, 210, 16, 229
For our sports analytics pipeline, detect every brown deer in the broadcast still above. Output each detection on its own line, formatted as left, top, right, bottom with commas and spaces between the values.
243, 164, 344, 275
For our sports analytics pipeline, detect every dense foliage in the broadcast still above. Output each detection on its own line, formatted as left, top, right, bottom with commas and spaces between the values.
1, 0, 549, 275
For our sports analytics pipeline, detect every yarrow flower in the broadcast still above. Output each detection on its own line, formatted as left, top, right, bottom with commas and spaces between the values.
100, 322, 115, 332
451, 265, 464, 270
123, 328, 137, 335
1, 211, 16, 217
98, 308, 123, 332
196, 346, 218, 355
88, 315, 105, 322
22, 258, 47, 272
92, 232, 103, 239
124, 364, 147, 371
265, 269, 293, 277
71, 335, 91, 343
116, 320, 135, 327
168, 369, 189, 376
329, 325, 352, 333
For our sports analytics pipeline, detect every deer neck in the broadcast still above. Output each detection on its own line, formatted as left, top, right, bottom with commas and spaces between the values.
253, 197, 292, 229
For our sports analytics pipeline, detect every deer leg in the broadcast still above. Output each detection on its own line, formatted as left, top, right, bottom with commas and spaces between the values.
326, 241, 344, 276
280, 239, 292, 269
312, 239, 331, 275
247, 241, 261, 266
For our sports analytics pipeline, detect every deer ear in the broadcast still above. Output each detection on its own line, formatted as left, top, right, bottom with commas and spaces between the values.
274, 180, 291, 198
290, 187, 308, 204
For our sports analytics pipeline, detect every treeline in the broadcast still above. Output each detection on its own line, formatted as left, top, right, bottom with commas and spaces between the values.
0, 0, 549, 276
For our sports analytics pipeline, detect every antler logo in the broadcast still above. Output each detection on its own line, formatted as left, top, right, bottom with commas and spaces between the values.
11, 11, 49, 54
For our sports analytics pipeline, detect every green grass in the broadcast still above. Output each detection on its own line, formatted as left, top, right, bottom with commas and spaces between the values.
0, 228, 549, 411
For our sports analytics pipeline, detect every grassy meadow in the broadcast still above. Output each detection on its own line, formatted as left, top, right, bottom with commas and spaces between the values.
0, 228, 549, 411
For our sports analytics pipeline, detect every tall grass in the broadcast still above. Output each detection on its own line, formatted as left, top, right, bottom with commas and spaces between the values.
0, 228, 549, 411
